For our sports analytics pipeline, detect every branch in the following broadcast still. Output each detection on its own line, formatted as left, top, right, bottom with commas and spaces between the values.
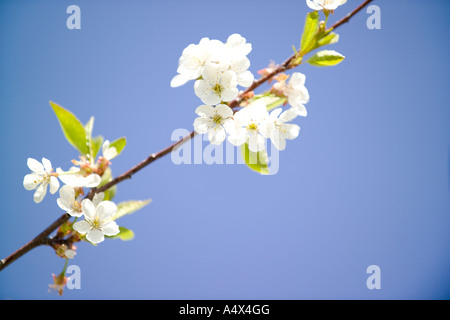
0, 0, 374, 272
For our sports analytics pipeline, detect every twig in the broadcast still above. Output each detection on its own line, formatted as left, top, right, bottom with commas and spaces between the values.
0, 0, 374, 272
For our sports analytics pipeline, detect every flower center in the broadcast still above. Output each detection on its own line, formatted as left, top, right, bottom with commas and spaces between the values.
247, 123, 258, 132
212, 83, 223, 95
212, 114, 223, 125
91, 217, 102, 230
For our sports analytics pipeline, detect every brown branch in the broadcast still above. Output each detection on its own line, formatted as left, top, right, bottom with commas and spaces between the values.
0, 0, 373, 272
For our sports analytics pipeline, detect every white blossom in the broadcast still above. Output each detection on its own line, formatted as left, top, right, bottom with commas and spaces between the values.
193, 104, 234, 145
306, 0, 347, 11
23, 158, 60, 203
102, 140, 118, 161
56, 167, 101, 188
73, 199, 120, 244
269, 107, 301, 151
171, 34, 254, 89
274, 72, 309, 117
228, 100, 273, 152
170, 38, 224, 88
56, 185, 83, 217
194, 63, 238, 105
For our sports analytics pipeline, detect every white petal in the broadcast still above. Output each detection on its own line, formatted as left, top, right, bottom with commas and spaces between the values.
23, 173, 41, 190
221, 87, 238, 102
193, 117, 210, 134
284, 124, 301, 140
73, 220, 91, 234
81, 199, 96, 220
86, 229, 104, 244
215, 104, 234, 119
306, 0, 324, 10
201, 63, 223, 82
92, 192, 105, 207
208, 127, 227, 145
49, 176, 60, 194
195, 105, 215, 117
171, 74, 190, 87
102, 221, 120, 236
83, 174, 101, 188
96, 201, 117, 220
33, 182, 48, 203
237, 71, 254, 88
289, 72, 306, 86
59, 185, 75, 202
27, 158, 44, 173
57, 198, 72, 212
42, 158, 53, 173
271, 131, 286, 151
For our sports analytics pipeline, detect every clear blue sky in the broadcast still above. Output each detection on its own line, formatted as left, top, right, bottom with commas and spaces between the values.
0, 0, 449, 299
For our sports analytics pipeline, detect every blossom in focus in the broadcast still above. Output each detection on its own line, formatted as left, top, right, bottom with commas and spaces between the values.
194, 63, 238, 105
171, 34, 254, 90
73, 199, 120, 244
306, 0, 347, 11
193, 104, 234, 145
228, 100, 273, 152
269, 107, 301, 151
170, 37, 223, 88
23, 158, 60, 203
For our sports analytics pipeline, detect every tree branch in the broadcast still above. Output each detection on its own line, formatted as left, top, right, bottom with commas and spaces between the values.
0, 0, 374, 272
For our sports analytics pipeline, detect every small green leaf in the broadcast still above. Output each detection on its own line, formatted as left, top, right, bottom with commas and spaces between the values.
114, 200, 152, 221
266, 97, 287, 111
307, 50, 345, 67
107, 226, 135, 241
109, 137, 127, 156
50, 101, 89, 155
241, 142, 269, 175
91, 135, 104, 160
300, 11, 319, 55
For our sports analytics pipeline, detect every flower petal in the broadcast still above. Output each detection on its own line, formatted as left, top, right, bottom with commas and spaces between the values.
33, 182, 48, 204
102, 221, 120, 236
27, 158, 44, 173
86, 229, 104, 244
23, 173, 41, 190
42, 158, 53, 173
81, 199, 96, 220
96, 201, 117, 220
57, 198, 72, 212
195, 105, 215, 117
59, 185, 75, 202
49, 176, 60, 194
73, 220, 91, 234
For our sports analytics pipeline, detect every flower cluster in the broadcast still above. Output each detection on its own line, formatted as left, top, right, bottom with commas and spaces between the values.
191, 71, 309, 153
171, 34, 310, 157
171, 34, 254, 104
23, 140, 120, 244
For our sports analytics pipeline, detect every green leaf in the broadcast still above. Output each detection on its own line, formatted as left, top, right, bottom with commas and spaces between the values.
107, 226, 135, 241
241, 142, 269, 175
266, 97, 287, 112
307, 50, 345, 67
114, 199, 152, 221
109, 137, 127, 157
98, 167, 117, 201
317, 32, 339, 47
50, 101, 89, 155
300, 11, 319, 55
91, 135, 104, 160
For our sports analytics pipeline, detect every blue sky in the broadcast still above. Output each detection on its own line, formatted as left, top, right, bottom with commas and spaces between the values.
0, 0, 449, 299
